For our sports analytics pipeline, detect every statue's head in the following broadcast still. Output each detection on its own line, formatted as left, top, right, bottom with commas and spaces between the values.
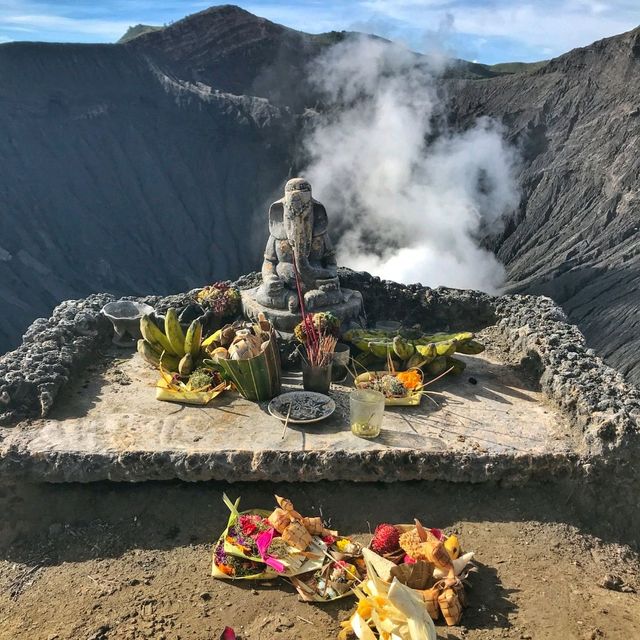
285, 178, 311, 195
284, 178, 312, 211
268, 176, 328, 242
282, 178, 313, 256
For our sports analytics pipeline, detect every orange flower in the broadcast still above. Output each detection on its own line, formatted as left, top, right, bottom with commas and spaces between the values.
396, 370, 421, 390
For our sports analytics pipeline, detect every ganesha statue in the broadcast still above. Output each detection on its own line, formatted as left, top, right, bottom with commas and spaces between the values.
241, 178, 363, 333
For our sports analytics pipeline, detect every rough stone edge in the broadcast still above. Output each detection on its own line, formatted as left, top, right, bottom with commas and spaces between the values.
0, 288, 202, 425
492, 294, 639, 456
0, 447, 579, 484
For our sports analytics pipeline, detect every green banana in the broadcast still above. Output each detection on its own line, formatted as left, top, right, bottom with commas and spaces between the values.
160, 350, 181, 373
164, 308, 186, 357
137, 338, 161, 367
184, 319, 203, 358
446, 356, 467, 375
424, 357, 448, 376
406, 353, 427, 369
137, 339, 180, 371
392, 336, 415, 361
178, 353, 194, 376
456, 339, 485, 355
368, 340, 392, 359
351, 338, 372, 353
140, 314, 175, 355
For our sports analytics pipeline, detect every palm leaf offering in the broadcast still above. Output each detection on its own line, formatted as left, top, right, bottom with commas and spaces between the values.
211, 494, 365, 598
202, 316, 282, 401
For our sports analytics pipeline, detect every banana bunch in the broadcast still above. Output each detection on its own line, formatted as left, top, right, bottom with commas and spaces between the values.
138, 308, 203, 375
343, 328, 484, 373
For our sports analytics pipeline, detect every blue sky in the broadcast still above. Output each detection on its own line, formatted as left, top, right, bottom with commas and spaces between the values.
0, 1, 638, 64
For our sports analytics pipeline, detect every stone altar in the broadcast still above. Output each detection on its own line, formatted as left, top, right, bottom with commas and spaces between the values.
241, 178, 363, 332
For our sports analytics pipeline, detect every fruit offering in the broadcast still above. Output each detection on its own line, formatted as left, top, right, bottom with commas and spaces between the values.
344, 328, 484, 374
213, 495, 338, 578
354, 369, 424, 406
359, 519, 475, 631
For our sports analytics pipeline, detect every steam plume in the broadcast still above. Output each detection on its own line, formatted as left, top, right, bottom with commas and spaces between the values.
302, 36, 519, 293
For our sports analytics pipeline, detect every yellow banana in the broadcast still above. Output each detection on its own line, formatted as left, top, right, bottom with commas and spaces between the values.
140, 314, 175, 355
202, 328, 222, 348
184, 319, 203, 358
435, 339, 458, 357
164, 308, 186, 357
415, 343, 437, 359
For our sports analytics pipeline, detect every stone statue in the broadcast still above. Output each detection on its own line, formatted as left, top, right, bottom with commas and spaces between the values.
241, 177, 363, 333
256, 178, 342, 312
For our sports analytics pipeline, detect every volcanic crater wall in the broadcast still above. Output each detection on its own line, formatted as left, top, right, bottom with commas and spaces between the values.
0, 5, 638, 390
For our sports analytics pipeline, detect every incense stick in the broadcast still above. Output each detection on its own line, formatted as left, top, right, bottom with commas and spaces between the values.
281, 402, 292, 439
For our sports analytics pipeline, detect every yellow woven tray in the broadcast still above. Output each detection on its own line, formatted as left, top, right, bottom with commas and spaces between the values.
354, 372, 423, 406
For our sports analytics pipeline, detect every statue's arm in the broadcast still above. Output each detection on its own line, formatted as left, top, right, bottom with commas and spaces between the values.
323, 234, 338, 270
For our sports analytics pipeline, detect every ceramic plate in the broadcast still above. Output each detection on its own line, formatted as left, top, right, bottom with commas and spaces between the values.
268, 391, 336, 424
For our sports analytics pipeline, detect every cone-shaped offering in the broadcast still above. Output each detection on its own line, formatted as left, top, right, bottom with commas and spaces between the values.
420, 584, 443, 621
438, 586, 463, 626
390, 560, 434, 590
281, 520, 312, 551
268, 508, 291, 534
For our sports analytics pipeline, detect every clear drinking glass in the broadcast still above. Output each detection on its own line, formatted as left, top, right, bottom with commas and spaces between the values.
350, 389, 385, 438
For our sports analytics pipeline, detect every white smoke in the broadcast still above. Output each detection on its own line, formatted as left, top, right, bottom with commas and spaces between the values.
302, 36, 519, 293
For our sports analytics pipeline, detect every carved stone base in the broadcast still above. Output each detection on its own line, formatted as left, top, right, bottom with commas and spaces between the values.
241, 287, 364, 334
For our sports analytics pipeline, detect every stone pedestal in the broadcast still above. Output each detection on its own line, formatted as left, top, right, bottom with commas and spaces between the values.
241, 287, 364, 334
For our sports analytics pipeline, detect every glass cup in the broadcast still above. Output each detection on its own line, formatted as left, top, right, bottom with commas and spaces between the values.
350, 389, 385, 438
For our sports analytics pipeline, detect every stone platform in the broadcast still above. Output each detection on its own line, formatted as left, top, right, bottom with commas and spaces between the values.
0, 347, 578, 483
241, 286, 363, 333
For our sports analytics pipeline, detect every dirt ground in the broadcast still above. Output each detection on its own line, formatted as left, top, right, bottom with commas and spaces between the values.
0, 481, 638, 640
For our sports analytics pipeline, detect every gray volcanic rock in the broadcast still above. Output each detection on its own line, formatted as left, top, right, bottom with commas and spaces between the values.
448, 28, 640, 384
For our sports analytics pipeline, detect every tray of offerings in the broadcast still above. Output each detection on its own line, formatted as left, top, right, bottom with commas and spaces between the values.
353, 370, 424, 406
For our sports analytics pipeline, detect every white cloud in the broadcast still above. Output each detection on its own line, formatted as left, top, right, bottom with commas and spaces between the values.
2, 14, 131, 38
358, 0, 640, 56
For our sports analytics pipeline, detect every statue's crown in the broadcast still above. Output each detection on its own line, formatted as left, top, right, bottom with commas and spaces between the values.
285, 178, 311, 193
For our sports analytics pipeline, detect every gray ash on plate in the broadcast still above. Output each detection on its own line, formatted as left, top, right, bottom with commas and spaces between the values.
273, 396, 332, 421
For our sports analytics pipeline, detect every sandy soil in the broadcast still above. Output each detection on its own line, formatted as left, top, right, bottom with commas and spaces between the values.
0, 481, 638, 640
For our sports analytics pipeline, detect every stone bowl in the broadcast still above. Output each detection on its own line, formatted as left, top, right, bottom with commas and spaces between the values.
101, 300, 154, 347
